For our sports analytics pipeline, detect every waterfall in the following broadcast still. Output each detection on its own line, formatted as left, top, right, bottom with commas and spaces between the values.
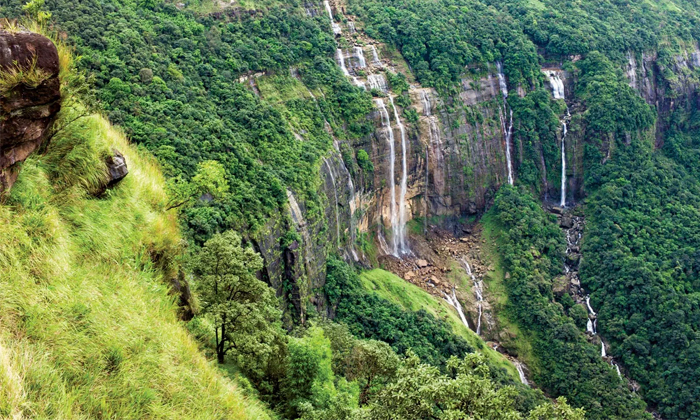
614, 363, 622, 377
462, 258, 483, 335
389, 96, 409, 254
587, 319, 595, 334
323, 158, 341, 249
324, 0, 341, 34
370, 45, 381, 65
347, 21, 356, 34
585, 295, 596, 316
560, 122, 567, 207
376, 99, 400, 256
497, 63, 514, 185
545, 71, 565, 100
496, 62, 508, 97
505, 109, 514, 185
367, 74, 388, 92
444, 288, 470, 330
421, 90, 432, 116
601, 341, 607, 358
354, 46, 366, 69
336, 49, 350, 77
515, 362, 529, 386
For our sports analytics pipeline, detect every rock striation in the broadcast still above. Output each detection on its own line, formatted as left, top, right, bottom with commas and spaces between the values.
0, 30, 61, 193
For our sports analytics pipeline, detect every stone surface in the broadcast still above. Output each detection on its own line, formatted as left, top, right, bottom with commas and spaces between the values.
1, 31, 61, 193
106, 149, 128, 186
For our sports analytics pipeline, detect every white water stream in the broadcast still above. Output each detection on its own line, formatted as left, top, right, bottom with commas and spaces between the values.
560, 122, 567, 207
354, 46, 366, 68
545, 71, 566, 100
444, 288, 470, 330
375, 98, 400, 256
497, 63, 514, 185
370, 45, 381, 65
389, 96, 409, 255
324, 0, 342, 34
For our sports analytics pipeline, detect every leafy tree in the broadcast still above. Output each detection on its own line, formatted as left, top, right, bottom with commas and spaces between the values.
192, 230, 281, 364
345, 339, 399, 405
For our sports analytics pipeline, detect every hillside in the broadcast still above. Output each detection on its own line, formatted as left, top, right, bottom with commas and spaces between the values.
2, 0, 700, 418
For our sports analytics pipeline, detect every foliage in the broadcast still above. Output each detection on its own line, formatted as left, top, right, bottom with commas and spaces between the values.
488, 186, 650, 420
192, 230, 283, 366
0, 111, 271, 419
360, 352, 584, 420
325, 256, 474, 368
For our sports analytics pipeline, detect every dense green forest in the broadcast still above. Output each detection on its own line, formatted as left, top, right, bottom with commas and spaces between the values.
4, 0, 700, 418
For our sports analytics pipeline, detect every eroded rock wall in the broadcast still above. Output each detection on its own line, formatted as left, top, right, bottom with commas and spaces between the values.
0, 31, 61, 193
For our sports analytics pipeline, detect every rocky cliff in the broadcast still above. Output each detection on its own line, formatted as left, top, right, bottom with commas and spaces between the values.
0, 30, 61, 193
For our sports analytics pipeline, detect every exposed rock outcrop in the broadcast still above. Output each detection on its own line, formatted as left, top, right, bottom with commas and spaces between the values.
0, 30, 61, 193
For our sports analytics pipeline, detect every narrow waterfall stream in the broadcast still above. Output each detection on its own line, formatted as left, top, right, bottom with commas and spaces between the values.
367, 74, 388, 92
496, 63, 514, 185
324, 0, 342, 34
563, 212, 624, 379
421, 91, 432, 116
336, 49, 350, 77
370, 45, 381, 65
515, 362, 530, 386
389, 96, 409, 255
444, 288, 470, 330
461, 258, 483, 335
375, 98, 399, 256
354, 46, 366, 68
560, 122, 567, 207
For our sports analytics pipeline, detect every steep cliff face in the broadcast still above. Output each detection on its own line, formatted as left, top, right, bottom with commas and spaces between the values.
0, 31, 61, 193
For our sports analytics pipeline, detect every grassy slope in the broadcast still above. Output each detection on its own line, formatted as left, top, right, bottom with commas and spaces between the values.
0, 115, 271, 419
358, 268, 520, 380
479, 212, 537, 376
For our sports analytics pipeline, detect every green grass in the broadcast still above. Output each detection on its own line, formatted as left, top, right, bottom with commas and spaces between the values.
0, 113, 272, 419
359, 268, 521, 381
479, 212, 536, 374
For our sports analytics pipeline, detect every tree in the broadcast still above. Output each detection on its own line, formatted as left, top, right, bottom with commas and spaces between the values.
345, 340, 399, 405
192, 230, 281, 364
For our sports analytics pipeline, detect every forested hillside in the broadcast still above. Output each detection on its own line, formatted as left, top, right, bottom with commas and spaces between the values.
2, 0, 700, 418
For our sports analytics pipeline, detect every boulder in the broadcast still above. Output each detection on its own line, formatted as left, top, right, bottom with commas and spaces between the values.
416, 259, 429, 268
1, 31, 61, 193
105, 149, 128, 186
404, 271, 415, 280
560, 216, 574, 229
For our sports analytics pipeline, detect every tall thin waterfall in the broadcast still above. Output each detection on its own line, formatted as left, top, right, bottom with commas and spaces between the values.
585, 295, 596, 316
444, 288, 470, 330
376, 99, 400, 256
421, 91, 432, 116
560, 122, 567, 207
515, 362, 529, 386
323, 158, 341, 248
336, 49, 350, 77
545, 71, 565, 100
586, 318, 596, 334
601, 341, 607, 358
324, 0, 341, 34
462, 258, 483, 335
370, 45, 381, 65
497, 63, 514, 185
389, 96, 409, 254
367, 74, 388, 92
354, 46, 366, 68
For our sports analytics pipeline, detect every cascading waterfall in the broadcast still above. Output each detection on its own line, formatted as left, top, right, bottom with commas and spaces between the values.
462, 258, 483, 335
323, 158, 341, 249
324, 0, 341, 34
515, 362, 529, 386
601, 341, 607, 358
367, 74, 388, 92
587, 319, 595, 334
444, 288, 470, 330
347, 21, 356, 34
560, 122, 567, 207
545, 71, 566, 100
376, 99, 400, 256
336, 49, 350, 77
421, 90, 432, 116
389, 96, 409, 254
354, 46, 366, 69
370, 45, 381, 65
585, 295, 596, 316
497, 63, 514, 185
